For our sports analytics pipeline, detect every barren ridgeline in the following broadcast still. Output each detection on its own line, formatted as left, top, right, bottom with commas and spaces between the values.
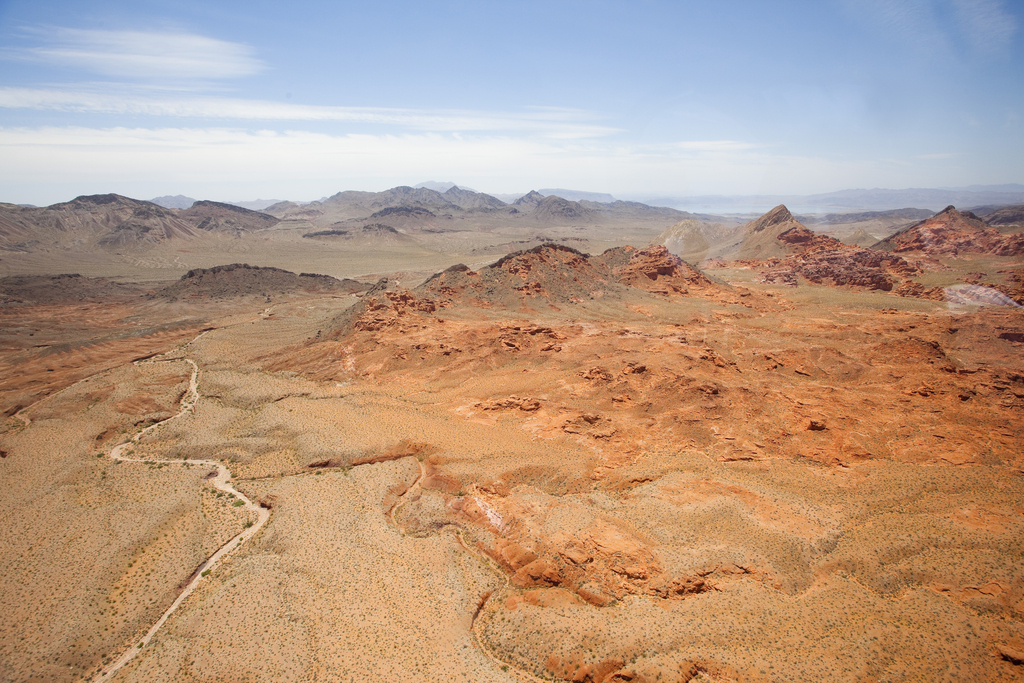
0, 201, 1023, 681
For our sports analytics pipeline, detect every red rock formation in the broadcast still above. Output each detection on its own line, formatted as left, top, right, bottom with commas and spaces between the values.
775, 225, 846, 252
762, 246, 920, 291
877, 206, 1024, 256
612, 245, 713, 295
894, 282, 946, 301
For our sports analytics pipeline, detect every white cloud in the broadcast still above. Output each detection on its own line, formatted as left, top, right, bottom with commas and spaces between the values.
0, 125, 976, 204
0, 87, 620, 138
11, 27, 264, 80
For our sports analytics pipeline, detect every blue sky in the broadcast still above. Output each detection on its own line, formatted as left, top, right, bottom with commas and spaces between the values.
0, 0, 1021, 205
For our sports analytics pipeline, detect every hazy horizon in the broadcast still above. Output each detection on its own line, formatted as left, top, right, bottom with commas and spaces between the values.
11, 181, 1023, 216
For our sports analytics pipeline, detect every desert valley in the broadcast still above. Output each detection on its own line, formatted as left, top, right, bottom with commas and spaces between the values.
0, 184, 1022, 682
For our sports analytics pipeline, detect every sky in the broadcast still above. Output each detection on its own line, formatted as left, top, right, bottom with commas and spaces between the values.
0, 0, 1021, 206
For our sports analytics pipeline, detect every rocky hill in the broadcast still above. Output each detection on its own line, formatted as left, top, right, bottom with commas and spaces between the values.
799, 208, 933, 227
680, 207, 927, 293
179, 201, 280, 234
531, 195, 593, 221
657, 208, 931, 262
436, 243, 717, 306
322, 243, 732, 341
511, 190, 545, 210
674, 205, 826, 262
840, 226, 879, 247
0, 194, 200, 251
761, 242, 920, 291
265, 185, 512, 225
874, 205, 1024, 256
441, 185, 508, 210
655, 219, 741, 264
731, 205, 812, 260
156, 263, 369, 301
980, 204, 1024, 231
301, 223, 419, 246
149, 194, 197, 209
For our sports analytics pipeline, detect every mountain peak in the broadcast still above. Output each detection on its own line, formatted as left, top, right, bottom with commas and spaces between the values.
150, 194, 197, 210
69, 193, 134, 207
415, 181, 459, 193
750, 204, 795, 232
513, 190, 546, 207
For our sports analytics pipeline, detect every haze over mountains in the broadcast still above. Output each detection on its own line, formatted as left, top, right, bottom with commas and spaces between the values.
6, 185, 1023, 293
637, 184, 1024, 213
9, 185, 1023, 253
5, 184, 1023, 319
1, 185, 713, 284
146, 183, 1024, 217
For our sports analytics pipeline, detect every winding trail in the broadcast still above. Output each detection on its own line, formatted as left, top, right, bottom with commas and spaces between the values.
71, 301, 530, 681
0, 307, 282, 682
82, 335, 526, 681
90, 357, 270, 683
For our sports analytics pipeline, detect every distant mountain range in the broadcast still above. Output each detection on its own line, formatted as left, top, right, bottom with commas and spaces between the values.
633, 184, 1024, 213
260, 185, 692, 230
5, 186, 1022, 266
414, 181, 478, 193
1, 186, 695, 256
147, 184, 1024, 216
149, 196, 318, 211
415, 182, 616, 204
228, 199, 290, 211
149, 194, 196, 210
537, 188, 617, 203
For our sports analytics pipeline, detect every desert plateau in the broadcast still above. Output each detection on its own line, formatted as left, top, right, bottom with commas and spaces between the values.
3, 2, 1024, 679
1, 186, 1023, 683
